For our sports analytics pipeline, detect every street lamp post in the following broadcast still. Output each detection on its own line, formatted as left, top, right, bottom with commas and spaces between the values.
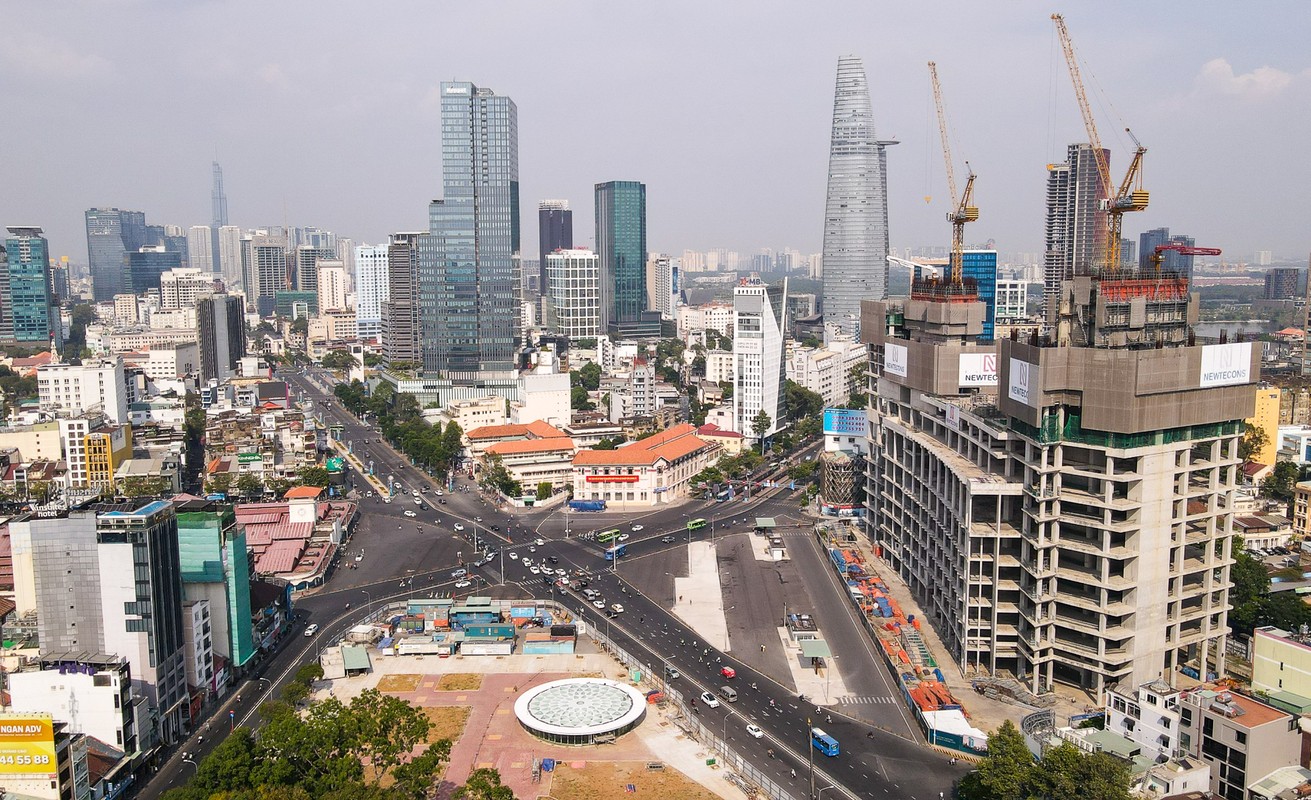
807, 716, 815, 800
360, 590, 372, 618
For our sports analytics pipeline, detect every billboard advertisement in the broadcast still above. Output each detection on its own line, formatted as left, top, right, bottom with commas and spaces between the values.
326, 456, 345, 473
0, 714, 57, 776
884, 343, 908, 378
1007, 358, 1037, 407
958, 353, 999, 387
1199, 342, 1252, 388
823, 408, 867, 437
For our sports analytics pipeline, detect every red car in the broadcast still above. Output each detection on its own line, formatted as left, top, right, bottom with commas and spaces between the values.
720, 666, 736, 680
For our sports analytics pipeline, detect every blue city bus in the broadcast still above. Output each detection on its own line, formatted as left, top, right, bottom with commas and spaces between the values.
811, 727, 839, 756
604, 544, 628, 561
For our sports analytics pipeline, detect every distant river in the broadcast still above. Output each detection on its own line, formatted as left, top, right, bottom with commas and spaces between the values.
1194, 321, 1271, 339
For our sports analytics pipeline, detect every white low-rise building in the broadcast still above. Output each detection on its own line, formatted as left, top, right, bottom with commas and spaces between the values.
483, 436, 576, 492
677, 302, 735, 340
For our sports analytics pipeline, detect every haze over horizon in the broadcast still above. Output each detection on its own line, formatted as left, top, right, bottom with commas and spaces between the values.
4, 1, 1308, 265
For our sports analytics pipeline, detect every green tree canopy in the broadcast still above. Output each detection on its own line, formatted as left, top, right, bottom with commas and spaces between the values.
321, 351, 360, 370
784, 379, 824, 422
297, 466, 331, 488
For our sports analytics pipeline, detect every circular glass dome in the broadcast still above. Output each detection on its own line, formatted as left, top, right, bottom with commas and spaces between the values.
514, 678, 647, 744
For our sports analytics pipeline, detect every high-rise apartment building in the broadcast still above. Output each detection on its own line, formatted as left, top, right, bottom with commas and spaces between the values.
538, 200, 573, 292
197, 293, 246, 384
293, 245, 334, 296
248, 233, 288, 316
216, 225, 243, 290
1264, 267, 1300, 300
381, 232, 422, 368
863, 264, 1253, 697
85, 208, 147, 302
1043, 143, 1108, 320
1139, 228, 1197, 278
187, 226, 214, 272
354, 243, 389, 341
821, 56, 894, 339
160, 267, 216, 310
596, 180, 659, 338
316, 259, 348, 312
733, 278, 788, 444
646, 254, 674, 319
3, 226, 62, 349
420, 81, 520, 382
545, 248, 601, 340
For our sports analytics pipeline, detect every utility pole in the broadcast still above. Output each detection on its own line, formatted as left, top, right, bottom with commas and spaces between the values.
807, 715, 815, 800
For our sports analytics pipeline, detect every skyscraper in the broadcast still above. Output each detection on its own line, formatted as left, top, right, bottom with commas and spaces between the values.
420, 81, 520, 381
821, 56, 894, 339
216, 225, 243, 290
1043, 143, 1108, 320
126, 246, 182, 295
733, 277, 788, 443
316, 259, 348, 311
545, 248, 601, 339
197, 293, 246, 383
538, 199, 573, 292
187, 225, 214, 272
248, 233, 288, 316
595, 180, 659, 338
1139, 227, 1197, 278
646, 254, 674, 318
354, 243, 389, 341
3, 226, 61, 349
381, 231, 422, 368
85, 208, 147, 302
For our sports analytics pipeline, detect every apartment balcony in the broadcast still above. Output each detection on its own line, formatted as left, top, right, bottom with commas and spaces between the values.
1024, 483, 1057, 500
1052, 614, 1104, 637
1054, 589, 1130, 617
1019, 602, 1046, 626
1057, 536, 1135, 560
1060, 486, 1137, 512
1052, 635, 1128, 662
1020, 582, 1053, 603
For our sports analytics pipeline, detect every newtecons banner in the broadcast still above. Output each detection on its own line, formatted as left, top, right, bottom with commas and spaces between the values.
0, 714, 56, 776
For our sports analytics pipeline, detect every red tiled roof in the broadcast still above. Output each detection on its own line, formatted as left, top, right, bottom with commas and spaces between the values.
468, 421, 568, 441
573, 448, 659, 466
1276, 327, 1305, 337
697, 424, 743, 439
524, 420, 568, 438
284, 486, 323, 499
255, 539, 305, 574
650, 435, 712, 463
573, 423, 711, 467
485, 437, 575, 456
1241, 461, 1269, 477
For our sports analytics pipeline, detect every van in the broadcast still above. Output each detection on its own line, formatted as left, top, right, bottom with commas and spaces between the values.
719, 686, 738, 703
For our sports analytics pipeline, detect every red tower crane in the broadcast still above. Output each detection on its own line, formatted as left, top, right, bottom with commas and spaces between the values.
1150, 243, 1222, 273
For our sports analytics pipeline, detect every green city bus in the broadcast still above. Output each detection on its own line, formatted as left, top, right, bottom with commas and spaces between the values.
596, 528, 622, 543
687, 518, 708, 531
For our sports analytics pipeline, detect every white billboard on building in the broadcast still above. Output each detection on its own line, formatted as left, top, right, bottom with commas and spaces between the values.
884, 343, 908, 378
1008, 358, 1037, 407
1199, 342, 1252, 388
958, 353, 998, 387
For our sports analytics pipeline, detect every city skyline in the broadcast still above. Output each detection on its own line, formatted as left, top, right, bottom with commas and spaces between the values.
3, 3, 1307, 265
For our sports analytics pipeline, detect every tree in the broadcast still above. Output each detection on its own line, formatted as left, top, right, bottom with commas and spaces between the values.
577, 361, 602, 391
799, 334, 823, 349
570, 385, 595, 412
958, 720, 1033, 800
321, 351, 359, 370
784, 380, 824, 422
480, 455, 520, 498
536, 481, 552, 501
297, 466, 330, 488
593, 437, 621, 451
266, 477, 293, 497
751, 409, 772, 454
1239, 422, 1270, 463
119, 475, 171, 498
363, 352, 382, 367
290, 316, 310, 336
846, 362, 869, 408
205, 472, 233, 496
454, 768, 515, 800
391, 742, 451, 800
1263, 460, 1304, 503
236, 473, 265, 499
349, 689, 433, 784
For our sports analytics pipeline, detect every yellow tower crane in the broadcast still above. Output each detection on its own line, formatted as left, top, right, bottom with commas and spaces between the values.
1051, 13, 1149, 275
928, 61, 978, 286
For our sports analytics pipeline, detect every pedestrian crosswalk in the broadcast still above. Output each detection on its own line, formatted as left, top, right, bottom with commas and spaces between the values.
838, 695, 901, 705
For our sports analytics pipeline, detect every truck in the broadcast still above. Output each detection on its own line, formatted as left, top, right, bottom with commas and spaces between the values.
569, 499, 606, 512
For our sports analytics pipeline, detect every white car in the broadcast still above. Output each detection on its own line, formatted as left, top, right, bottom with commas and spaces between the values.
746, 724, 763, 739
592, 599, 606, 609
630, 524, 644, 532
530, 566, 541, 575
509, 552, 519, 560
454, 579, 472, 589
475, 517, 483, 523
534, 538, 546, 546
413, 498, 422, 505
354, 554, 363, 562
699, 691, 720, 708
435, 490, 444, 496
555, 569, 567, 576
617, 533, 630, 541
529, 545, 537, 552
404, 510, 416, 518
454, 523, 465, 532
610, 604, 624, 614
303, 624, 320, 637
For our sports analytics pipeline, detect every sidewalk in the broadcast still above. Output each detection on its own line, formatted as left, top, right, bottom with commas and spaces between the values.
672, 541, 730, 652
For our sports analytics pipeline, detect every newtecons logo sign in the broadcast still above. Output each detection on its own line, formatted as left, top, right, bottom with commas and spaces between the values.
0, 714, 56, 776
1199, 342, 1252, 388
884, 343, 908, 378
1007, 358, 1037, 407
958, 353, 998, 387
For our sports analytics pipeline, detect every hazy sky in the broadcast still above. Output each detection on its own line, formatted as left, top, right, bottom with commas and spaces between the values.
4, 1, 1308, 265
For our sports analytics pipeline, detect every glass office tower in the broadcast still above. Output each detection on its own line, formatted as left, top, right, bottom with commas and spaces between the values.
595, 180, 659, 338
422, 82, 521, 380
960, 249, 998, 342
85, 208, 147, 302
3, 226, 62, 349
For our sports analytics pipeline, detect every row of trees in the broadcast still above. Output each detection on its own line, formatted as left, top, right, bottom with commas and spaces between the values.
333, 380, 465, 479
204, 465, 330, 500
957, 720, 1131, 800
161, 687, 512, 800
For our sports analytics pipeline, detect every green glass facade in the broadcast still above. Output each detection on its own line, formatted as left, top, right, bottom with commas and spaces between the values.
595, 181, 658, 337
177, 506, 257, 668
3, 227, 61, 349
